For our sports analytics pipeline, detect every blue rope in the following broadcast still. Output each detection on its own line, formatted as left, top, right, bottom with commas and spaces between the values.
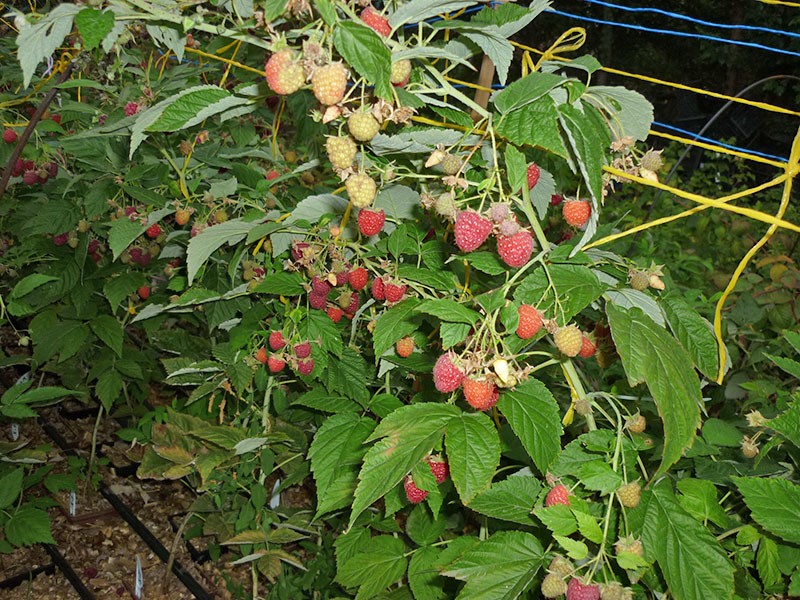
651, 121, 788, 163
577, 0, 800, 40
547, 8, 800, 58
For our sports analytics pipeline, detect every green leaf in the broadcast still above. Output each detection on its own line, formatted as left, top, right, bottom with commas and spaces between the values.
16, 4, 81, 87
415, 299, 479, 325
11, 386, 76, 406
440, 322, 471, 349
388, 0, 480, 30
769, 401, 800, 448
441, 530, 544, 599
108, 218, 146, 260
408, 546, 446, 600
702, 418, 742, 448
558, 102, 609, 204
149, 86, 246, 133
495, 95, 568, 158
373, 298, 421, 357
505, 145, 527, 197
584, 86, 654, 141
30, 312, 89, 364
5, 506, 55, 546
187, 219, 259, 284
534, 505, 577, 536
554, 535, 589, 560
757, 536, 782, 589
336, 536, 408, 600
406, 505, 447, 546
573, 510, 603, 544
464, 251, 507, 276
75, 8, 114, 50
90, 315, 123, 358
676, 478, 731, 528
0, 468, 23, 510
494, 71, 566, 114
766, 353, 800, 380
607, 303, 701, 478
309, 414, 375, 517
333, 22, 392, 100
642, 481, 734, 600
663, 296, 719, 380
445, 412, 501, 505
459, 26, 513, 86
578, 460, 623, 495
325, 348, 370, 404
103, 272, 146, 309
471, 1, 549, 38
95, 370, 123, 412
10, 274, 59, 300
734, 477, 800, 544
250, 272, 305, 296
497, 379, 562, 474
469, 475, 541, 525
350, 404, 459, 527
514, 264, 603, 322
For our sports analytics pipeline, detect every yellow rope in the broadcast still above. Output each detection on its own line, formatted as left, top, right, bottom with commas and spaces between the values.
713, 126, 800, 382
510, 40, 800, 118
758, 0, 800, 6
584, 172, 790, 251
648, 129, 787, 168
600, 166, 800, 234
184, 46, 266, 77
534, 27, 587, 70
443, 76, 494, 93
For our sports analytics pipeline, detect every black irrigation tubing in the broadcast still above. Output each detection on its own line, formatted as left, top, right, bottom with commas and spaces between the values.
0, 560, 56, 590
37, 417, 214, 600
42, 543, 95, 600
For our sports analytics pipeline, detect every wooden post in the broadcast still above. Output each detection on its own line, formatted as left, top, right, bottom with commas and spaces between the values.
470, 0, 506, 121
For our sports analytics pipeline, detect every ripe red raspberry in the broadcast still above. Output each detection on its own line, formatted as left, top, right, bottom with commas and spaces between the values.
137, 285, 151, 300
358, 209, 385, 236
384, 282, 406, 303
554, 325, 583, 357
463, 378, 499, 411
11, 159, 24, 177
349, 266, 369, 291
616, 482, 641, 508
360, 6, 391, 36
545, 484, 570, 507
372, 276, 386, 300
264, 49, 305, 95
51, 114, 61, 125
578, 335, 596, 358
255, 347, 268, 364
527, 163, 540, 189
496, 230, 534, 267
311, 275, 332, 297
454, 210, 493, 253
297, 358, 315, 376
326, 136, 358, 170
146, 223, 161, 239
2, 129, 17, 144
551, 194, 563, 206
348, 112, 380, 142
124, 101, 140, 117
269, 331, 286, 351
294, 341, 312, 358
327, 307, 344, 323
346, 174, 377, 209
309, 292, 327, 310
266, 169, 280, 181
53, 232, 69, 246
433, 352, 464, 393
426, 457, 449, 483
566, 578, 600, 600
563, 200, 591, 228
403, 475, 428, 504
334, 270, 350, 287
517, 305, 543, 339
311, 63, 348, 106
22, 170, 38, 185
267, 355, 285, 373
396, 337, 415, 358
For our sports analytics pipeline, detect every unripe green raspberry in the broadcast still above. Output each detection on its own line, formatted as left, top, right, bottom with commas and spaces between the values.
440, 153, 462, 175
554, 325, 582, 357
348, 112, 380, 142
629, 269, 650, 290
391, 58, 412, 84
326, 136, 357, 169
346, 173, 377, 208
541, 573, 568, 598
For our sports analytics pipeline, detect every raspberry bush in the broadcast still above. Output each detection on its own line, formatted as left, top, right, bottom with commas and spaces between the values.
1, 1, 799, 598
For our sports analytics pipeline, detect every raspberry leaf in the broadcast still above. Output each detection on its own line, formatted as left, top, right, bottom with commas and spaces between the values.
372, 297, 422, 357
408, 546, 447, 600
662, 296, 720, 380
515, 264, 603, 323
497, 378, 562, 474
445, 412, 501, 505
415, 298, 480, 325
607, 303, 701, 478
332, 21, 392, 100
335, 535, 408, 599
642, 481, 735, 600
350, 403, 459, 528
309, 413, 375, 518
469, 475, 541, 525
441, 530, 545, 598
734, 477, 800, 545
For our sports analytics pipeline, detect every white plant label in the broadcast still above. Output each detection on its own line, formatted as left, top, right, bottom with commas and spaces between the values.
135, 555, 143, 598
10, 423, 18, 441
69, 490, 77, 516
